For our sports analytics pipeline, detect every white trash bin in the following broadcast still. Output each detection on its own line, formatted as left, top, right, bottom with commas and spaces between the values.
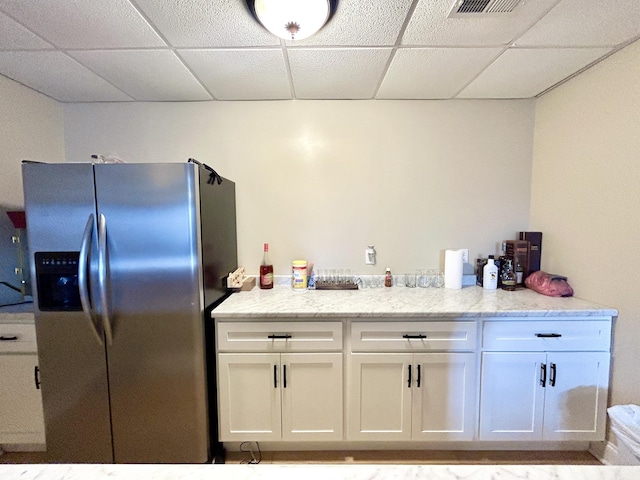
608, 404, 640, 465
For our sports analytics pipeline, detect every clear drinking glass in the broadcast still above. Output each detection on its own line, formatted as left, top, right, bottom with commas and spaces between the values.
405, 273, 417, 288
394, 274, 405, 287
344, 269, 353, 284
417, 269, 428, 288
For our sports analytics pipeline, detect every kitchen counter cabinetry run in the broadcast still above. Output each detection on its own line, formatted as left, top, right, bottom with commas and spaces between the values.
211, 286, 617, 449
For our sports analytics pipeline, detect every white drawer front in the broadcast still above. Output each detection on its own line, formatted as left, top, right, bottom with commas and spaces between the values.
482, 320, 612, 351
350, 321, 477, 352
217, 322, 343, 352
0, 324, 37, 353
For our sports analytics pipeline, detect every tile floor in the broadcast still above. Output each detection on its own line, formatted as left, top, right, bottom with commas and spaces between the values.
0, 448, 602, 465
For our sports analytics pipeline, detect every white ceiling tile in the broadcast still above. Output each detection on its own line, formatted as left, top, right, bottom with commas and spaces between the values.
0, 0, 165, 49
516, 0, 640, 47
134, 0, 279, 47
378, 48, 504, 99
0, 0, 632, 101
457, 47, 613, 98
179, 49, 291, 100
403, 0, 560, 46
0, 51, 132, 102
68, 50, 211, 101
289, 0, 414, 46
0, 11, 53, 50
288, 48, 392, 99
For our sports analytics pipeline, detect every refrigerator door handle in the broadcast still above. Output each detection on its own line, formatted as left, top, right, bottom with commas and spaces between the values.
98, 214, 114, 347
79, 214, 103, 346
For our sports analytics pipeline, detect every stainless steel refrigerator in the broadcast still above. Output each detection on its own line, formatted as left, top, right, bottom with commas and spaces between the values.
22, 161, 237, 463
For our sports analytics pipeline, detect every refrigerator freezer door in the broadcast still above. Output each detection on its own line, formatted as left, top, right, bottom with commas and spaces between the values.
94, 163, 208, 463
22, 162, 113, 463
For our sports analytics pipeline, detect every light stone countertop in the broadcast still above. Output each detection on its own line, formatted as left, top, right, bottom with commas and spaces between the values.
1, 464, 639, 480
212, 284, 618, 319
0, 464, 640, 480
0, 301, 34, 324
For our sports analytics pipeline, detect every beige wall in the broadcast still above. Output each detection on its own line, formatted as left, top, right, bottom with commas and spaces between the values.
530, 39, 640, 405
0, 76, 64, 304
63, 99, 535, 275
0, 76, 65, 207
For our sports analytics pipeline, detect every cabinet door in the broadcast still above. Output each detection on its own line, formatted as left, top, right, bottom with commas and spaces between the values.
348, 353, 412, 440
543, 352, 610, 441
479, 352, 545, 441
217, 353, 281, 441
0, 354, 45, 444
412, 353, 476, 441
281, 353, 343, 441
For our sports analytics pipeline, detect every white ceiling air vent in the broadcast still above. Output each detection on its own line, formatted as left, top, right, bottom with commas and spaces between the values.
448, 0, 523, 17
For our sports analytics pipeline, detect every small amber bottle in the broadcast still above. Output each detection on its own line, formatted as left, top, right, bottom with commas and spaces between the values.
384, 268, 392, 287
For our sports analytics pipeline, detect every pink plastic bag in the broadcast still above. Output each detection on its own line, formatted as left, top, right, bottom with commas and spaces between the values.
525, 271, 574, 297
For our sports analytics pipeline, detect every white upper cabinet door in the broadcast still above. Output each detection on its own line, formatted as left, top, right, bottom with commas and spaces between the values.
217, 353, 282, 441
479, 352, 546, 441
412, 353, 476, 441
281, 353, 343, 441
542, 352, 610, 441
348, 353, 412, 441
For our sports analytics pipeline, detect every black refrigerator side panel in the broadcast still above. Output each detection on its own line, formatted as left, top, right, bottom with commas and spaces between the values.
22, 162, 113, 463
199, 174, 238, 309
199, 171, 237, 461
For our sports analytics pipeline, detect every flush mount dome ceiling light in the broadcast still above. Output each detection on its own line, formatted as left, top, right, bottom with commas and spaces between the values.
247, 0, 337, 41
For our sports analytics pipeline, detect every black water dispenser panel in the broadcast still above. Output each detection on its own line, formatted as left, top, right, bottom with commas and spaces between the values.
35, 252, 82, 311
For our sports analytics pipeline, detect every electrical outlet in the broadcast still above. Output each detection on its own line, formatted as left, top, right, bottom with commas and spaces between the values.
365, 245, 376, 265
461, 249, 469, 264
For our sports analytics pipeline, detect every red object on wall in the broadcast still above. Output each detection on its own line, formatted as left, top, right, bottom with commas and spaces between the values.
7, 211, 26, 229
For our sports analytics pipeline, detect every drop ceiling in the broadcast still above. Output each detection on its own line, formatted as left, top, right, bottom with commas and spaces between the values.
0, 0, 638, 103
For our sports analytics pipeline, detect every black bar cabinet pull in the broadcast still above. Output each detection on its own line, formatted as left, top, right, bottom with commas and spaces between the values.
540, 363, 547, 387
403, 334, 427, 339
0, 335, 18, 341
417, 364, 421, 388
535, 333, 562, 338
550, 363, 557, 387
34, 366, 41, 389
408, 365, 412, 388
273, 365, 277, 388
268, 334, 292, 340
283, 365, 287, 388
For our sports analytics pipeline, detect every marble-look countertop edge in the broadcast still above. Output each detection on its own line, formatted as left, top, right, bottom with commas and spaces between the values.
0, 312, 36, 324
0, 463, 639, 480
212, 309, 617, 319
211, 285, 618, 319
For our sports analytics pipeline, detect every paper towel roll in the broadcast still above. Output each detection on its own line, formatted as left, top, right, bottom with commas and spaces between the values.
444, 249, 464, 289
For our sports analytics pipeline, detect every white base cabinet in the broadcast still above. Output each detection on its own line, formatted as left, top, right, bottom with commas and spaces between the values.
216, 322, 343, 442
0, 324, 45, 446
218, 352, 343, 441
479, 320, 611, 442
349, 352, 476, 441
479, 352, 610, 441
